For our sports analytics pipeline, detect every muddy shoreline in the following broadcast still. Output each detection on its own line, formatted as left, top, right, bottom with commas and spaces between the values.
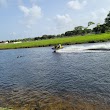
0, 89, 110, 110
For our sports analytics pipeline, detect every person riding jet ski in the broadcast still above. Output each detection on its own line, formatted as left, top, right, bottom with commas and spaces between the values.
52, 44, 64, 52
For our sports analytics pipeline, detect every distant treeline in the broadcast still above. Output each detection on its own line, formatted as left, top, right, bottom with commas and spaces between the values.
8, 11, 110, 43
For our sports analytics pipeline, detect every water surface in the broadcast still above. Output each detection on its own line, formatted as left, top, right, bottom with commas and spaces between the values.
0, 42, 110, 109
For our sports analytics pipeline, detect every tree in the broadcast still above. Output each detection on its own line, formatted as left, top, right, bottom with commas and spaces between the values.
88, 21, 95, 27
65, 31, 74, 36
105, 11, 110, 26
100, 24, 107, 33
93, 23, 101, 34
93, 23, 107, 34
80, 21, 95, 35
104, 11, 110, 32
74, 26, 84, 35
74, 26, 84, 31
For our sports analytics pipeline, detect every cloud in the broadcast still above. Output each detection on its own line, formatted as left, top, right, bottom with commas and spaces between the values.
67, 0, 87, 10
19, 5, 29, 16
54, 14, 74, 33
10, 32, 17, 36
79, 8, 110, 29
19, 4, 42, 28
91, 8, 108, 22
55, 14, 72, 25
0, 0, 7, 7
86, 8, 109, 25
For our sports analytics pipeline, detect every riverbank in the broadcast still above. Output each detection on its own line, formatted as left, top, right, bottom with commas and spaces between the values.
0, 89, 110, 110
0, 107, 12, 110
0, 33, 110, 50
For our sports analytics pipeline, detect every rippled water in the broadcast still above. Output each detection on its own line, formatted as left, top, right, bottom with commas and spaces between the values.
0, 43, 110, 109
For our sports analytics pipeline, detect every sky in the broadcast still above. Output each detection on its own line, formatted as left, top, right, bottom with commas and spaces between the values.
0, 0, 110, 41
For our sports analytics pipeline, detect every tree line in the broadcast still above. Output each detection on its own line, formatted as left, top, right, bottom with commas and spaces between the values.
9, 11, 110, 43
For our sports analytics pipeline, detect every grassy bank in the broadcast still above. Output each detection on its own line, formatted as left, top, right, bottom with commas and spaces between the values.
0, 107, 12, 110
1, 33, 110, 50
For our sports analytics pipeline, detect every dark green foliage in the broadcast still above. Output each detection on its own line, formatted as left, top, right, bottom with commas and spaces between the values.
65, 31, 74, 36
105, 11, 110, 26
74, 26, 84, 30
93, 24, 108, 34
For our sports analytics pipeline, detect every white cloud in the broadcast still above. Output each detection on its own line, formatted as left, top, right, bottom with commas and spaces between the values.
19, 5, 42, 28
55, 14, 72, 25
54, 14, 74, 33
91, 8, 108, 22
67, 0, 87, 10
86, 8, 109, 25
19, 5, 29, 16
0, 0, 7, 7
80, 8, 110, 29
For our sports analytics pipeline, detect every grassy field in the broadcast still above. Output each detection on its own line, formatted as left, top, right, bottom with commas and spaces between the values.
0, 33, 110, 50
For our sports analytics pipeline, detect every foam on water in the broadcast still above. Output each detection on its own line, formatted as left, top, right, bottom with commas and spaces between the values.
57, 42, 110, 53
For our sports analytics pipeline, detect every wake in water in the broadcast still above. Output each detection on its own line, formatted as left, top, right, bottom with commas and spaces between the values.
57, 42, 110, 53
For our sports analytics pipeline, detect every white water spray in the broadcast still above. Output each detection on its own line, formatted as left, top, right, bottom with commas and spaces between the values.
57, 42, 110, 53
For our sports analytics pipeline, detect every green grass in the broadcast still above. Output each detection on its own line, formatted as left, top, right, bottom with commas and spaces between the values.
0, 107, 12, 110
1, 33, 110, 50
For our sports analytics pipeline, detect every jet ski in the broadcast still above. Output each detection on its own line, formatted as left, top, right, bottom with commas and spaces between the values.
52, 44, 64, 52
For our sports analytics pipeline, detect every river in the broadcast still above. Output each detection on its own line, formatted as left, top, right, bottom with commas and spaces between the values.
0, 42, 110, 110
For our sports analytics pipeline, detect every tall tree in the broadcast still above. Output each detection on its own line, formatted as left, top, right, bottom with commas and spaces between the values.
88, 21, 95, 27
105, 11, 110, 26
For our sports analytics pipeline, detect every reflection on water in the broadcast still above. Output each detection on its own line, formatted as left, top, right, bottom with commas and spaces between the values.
0, 44, 110, 109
